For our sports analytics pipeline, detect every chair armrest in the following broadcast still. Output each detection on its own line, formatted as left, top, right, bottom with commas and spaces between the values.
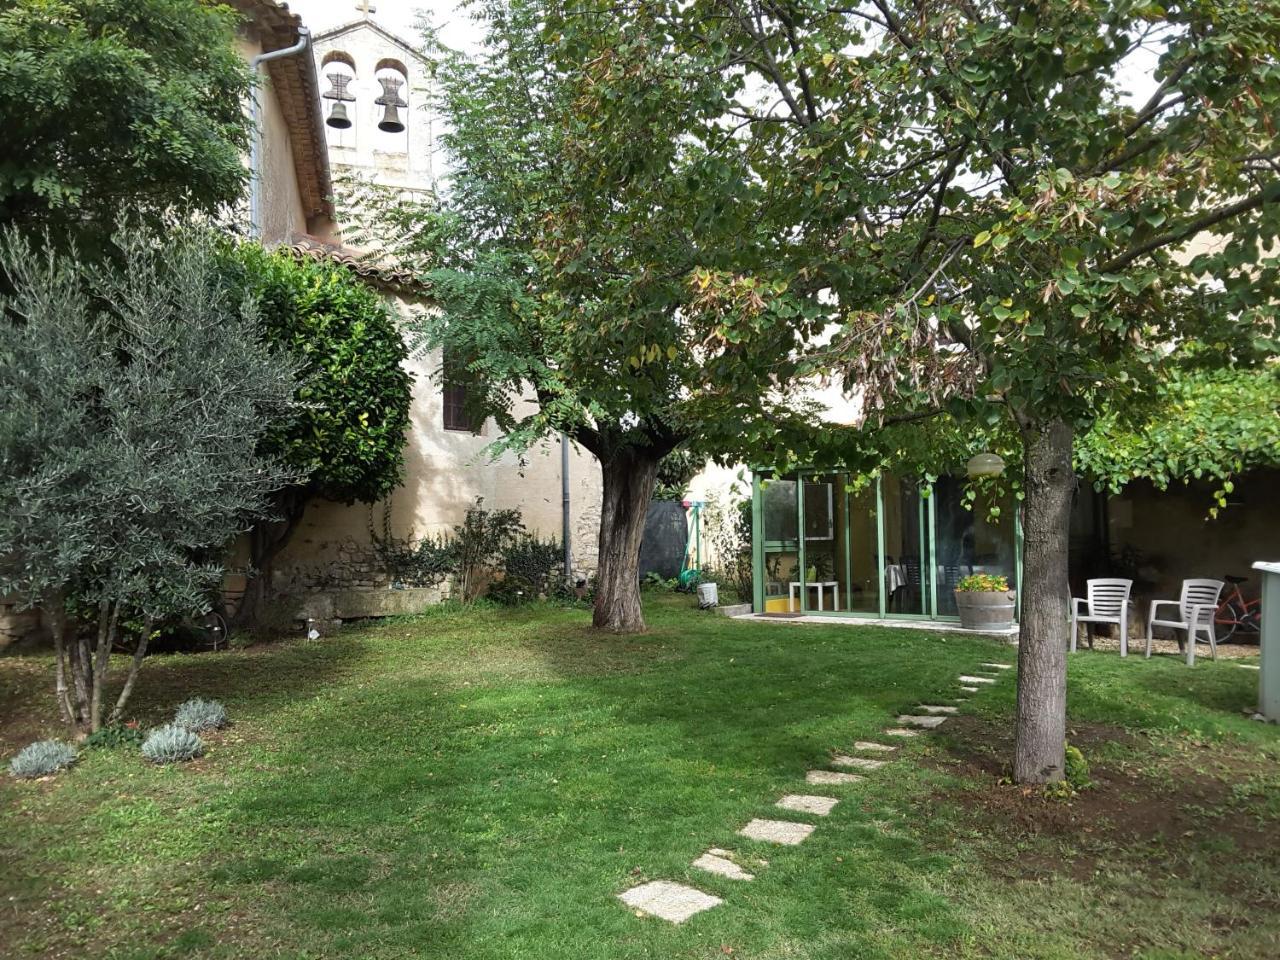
1187, 604, 1212, 628
1072, 597, 1089, 615
1148, 599, 1179, 616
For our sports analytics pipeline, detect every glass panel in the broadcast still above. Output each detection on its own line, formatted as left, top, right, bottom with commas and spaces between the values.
882, 473, 928, 615
844, 481, 879, 613
801, 476, 837, 611
932, 475, 1018, 617
762, 478, 800, 611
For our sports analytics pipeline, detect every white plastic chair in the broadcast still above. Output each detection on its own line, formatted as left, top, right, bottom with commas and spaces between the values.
1071, 579, 1133, 656
1146, 579, 1225, 665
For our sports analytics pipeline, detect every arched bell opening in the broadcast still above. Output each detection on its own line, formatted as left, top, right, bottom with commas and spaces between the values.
321, 51, 357, 133
374, 59, 410, 139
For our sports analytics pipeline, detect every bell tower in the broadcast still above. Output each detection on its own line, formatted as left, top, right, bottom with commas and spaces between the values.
311, 7, 434, 195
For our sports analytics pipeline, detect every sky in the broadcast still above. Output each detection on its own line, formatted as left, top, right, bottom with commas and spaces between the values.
286, 0, 480, 52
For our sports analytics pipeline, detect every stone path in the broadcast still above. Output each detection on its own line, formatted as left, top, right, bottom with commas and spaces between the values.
619, 880, 723, 923
617, 655, 1017, 923
806, 769, 863, 785
693, 850, 755, 881
776, 794, 839, 815
831, 754, 887, 771
739, 818, 815, 845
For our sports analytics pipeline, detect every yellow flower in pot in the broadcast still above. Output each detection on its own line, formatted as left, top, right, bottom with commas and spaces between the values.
954, 573, 1016, 631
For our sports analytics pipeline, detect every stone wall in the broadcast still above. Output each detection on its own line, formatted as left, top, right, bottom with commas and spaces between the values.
0, 602, 42, 652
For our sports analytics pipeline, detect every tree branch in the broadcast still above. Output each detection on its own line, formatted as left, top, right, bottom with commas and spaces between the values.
1097, 185, 1280, 273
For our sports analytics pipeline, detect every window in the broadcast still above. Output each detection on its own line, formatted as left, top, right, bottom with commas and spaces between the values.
442, 350, 483, 434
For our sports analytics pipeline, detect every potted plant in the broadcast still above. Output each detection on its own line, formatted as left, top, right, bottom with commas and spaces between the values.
954, 573, 1017, 631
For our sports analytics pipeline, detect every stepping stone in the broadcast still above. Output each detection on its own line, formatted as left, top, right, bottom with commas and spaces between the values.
960, 686, 979, 693
618, 880, 721, 923
959, 675, 996, 685
831, 754, 887, 771
739, 818, 815, 846
917, 705, 958, 714
776, 794, 839, 816
853, 741, 897, 753
692, 851, 754, 881
896, 714, 947, 729
981, 663, 1012, 670
883, 727, 920, 737
806, 769, 864, 785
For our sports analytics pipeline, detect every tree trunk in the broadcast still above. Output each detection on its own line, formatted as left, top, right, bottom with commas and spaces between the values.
1014, 417, 1075, 784
88, 600, 119, 733
44, 593, 75, 725
235, 492, 309, 628
593, 448, 660, 632
108, 616, 152, 726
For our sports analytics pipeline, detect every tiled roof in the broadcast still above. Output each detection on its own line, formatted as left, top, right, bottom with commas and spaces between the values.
230, 1, 334, 222
285, 234, 429, 295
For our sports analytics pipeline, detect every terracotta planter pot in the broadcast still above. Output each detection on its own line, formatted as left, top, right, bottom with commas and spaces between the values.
954, 589, 1016, 630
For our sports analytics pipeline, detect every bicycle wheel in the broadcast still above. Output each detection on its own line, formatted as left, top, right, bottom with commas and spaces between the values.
198, 612, 231, 651
1215, 600, 1244, 641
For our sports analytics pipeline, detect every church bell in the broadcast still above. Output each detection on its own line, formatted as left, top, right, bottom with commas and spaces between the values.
326, 101, 352, 129
323, 71, 356, 130
375, 76, 408, 133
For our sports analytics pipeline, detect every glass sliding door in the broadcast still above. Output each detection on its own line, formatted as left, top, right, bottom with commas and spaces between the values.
752, 470, 1021, 620
800, 476, 838, 612
844, 479, 879, 613
761, 478, 800, 612
932, 476, 1019, 617
881, 473, 930, 616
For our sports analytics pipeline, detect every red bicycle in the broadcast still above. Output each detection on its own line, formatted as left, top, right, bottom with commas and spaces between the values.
1215, 574, 1261, 640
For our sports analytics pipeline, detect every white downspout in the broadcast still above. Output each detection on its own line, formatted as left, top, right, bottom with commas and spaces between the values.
249, 27, 312, 239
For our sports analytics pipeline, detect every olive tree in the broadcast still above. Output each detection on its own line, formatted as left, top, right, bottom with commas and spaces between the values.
0, 224, 299, 731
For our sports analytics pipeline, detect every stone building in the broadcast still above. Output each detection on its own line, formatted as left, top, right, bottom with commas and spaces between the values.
255, 4, 604, 618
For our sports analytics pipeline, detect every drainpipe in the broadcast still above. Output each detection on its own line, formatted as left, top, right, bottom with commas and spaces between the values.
561, 433, 572, 580
249, 27, 312, 239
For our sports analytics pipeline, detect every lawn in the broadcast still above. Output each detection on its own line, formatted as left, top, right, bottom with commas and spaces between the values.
1, 593, 1277, 959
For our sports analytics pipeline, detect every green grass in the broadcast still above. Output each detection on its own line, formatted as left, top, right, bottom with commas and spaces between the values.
1, 594, 1277, 959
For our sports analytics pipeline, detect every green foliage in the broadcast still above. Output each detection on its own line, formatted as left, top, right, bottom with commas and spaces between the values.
174, 698, 228, 733
703, 494, 753, 602
140, 724, 205, 765
369, 504, 456, 588
1077, 364, 1280, 515
653, 450, 701, 501
956, 574, 1011, 593
224, 244, 414, 506
9, 740, 77, 779
501, 534, 563, 598
452, 499, 524, 602
0, 221, 301, 730
371, 500, 559, 602
83, 722, 145, 751
1064, 743, 1093, 792
0, 0, 251, 233
485, 575, 533, 606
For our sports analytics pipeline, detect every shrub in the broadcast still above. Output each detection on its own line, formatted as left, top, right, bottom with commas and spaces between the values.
502, 534, 562, 596
83, 722, 144, 750
174, 698, 228, 732
141, 725, 205, 764
1064, 743, 1092, 791
956, 573, 1010, 593
9, 740, 78, 779
487, 575, 535, 606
